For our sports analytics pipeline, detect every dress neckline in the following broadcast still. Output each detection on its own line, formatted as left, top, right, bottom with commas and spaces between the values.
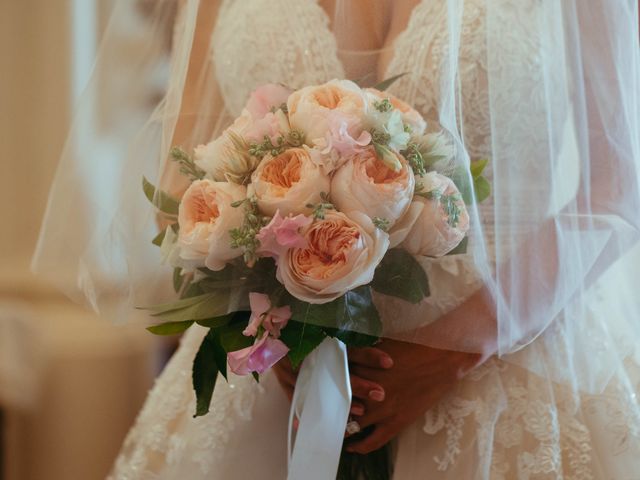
310, 0, 428, 79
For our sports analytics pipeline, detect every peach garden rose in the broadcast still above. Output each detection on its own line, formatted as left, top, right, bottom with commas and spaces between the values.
177, 179, 247, 270
399, 172, 470, 257
276, 210, 389, 304
331, 146, 415, 228
249, 147, 330, 217
287, 79, 371, 157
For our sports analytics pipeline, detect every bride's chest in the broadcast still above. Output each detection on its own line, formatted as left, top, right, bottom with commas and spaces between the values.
211, 0, 488, 117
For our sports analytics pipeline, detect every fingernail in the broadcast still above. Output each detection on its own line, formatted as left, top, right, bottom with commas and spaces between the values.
381, 356, 393, 368
351, 405, 364, 416
369, 389, 385, 402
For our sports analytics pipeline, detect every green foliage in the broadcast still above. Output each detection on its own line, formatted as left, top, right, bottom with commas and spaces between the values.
248, 131, 305, 159
279, 320, 327, 369
373, 98, 393, 113
306, 192, 335, 220
195, 314, 233, 329
372, 217, 390, 232
146, 320, 194, 336
142, 177, 180, 216
373, 73, 408, 92
148, 292, 230, 322
229, 197, 270, 265
452, 158, 491, 205
172, 267, 184, 293
401, 143, 427, 176
446, 236, 469, 256
371, 249, 430, 304
192, 329, 221, 417
170, 147, 206, 181
290, 286, 383, 340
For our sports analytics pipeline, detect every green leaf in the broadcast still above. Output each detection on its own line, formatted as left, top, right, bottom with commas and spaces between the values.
470, 158, 489, 179
195, 314, 233, 329
210, 329, 228, 381
173, 267, 184, 293
289, 286, 383, 342
373, 72, 408, 92
279, 320, 327, 369
142, 177, 180, 216
143, 293, 212, 314
150, 292, 230, 322
446, 236, 469, 256
192, 329, 220, 417
152, 229, 166, 247
371, 249, 430, 304
473, 175, 491, 203
146, 320, 194, 336
216, 311, 253, 353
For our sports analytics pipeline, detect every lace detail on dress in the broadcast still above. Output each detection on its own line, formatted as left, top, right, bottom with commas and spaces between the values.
212, 0, 344, 117
109, 327, 263, 479
422, 356, 640, 480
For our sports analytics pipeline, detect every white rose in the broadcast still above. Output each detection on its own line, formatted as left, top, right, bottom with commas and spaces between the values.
249, 147, 330, 217
177, 179, 247, 270
276, 211, 389, 304
399, 172, 470, 257
194, 110, 259, 184
331, 146, 415, 227
365, 88, 427, 136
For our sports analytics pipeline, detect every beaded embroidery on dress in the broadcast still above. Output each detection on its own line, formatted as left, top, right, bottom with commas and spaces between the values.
109, 0, 640, 478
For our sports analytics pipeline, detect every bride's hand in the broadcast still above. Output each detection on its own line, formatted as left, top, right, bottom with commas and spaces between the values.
345, 339, 483, 454
272, 347, 395, 416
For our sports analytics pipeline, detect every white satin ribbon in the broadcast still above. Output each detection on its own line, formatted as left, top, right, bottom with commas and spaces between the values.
287, 337, 351, 480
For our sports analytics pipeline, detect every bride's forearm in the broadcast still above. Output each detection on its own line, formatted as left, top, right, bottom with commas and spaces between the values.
414, 211, 639, 357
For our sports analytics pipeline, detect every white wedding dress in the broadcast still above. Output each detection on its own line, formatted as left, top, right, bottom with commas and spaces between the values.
109, 1, 640, 478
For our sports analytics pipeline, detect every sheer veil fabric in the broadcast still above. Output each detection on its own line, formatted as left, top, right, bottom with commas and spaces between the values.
34, 0, 640, 478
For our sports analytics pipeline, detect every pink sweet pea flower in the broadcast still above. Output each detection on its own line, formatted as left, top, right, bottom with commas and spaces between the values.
319, 111, 372, 156
243, 292, 292, 338
256, 211, 312, 259
245, 84, 293, 119
227, 335, 290, 376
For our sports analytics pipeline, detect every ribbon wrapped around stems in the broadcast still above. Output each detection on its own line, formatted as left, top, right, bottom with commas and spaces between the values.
288, 338, 352, 480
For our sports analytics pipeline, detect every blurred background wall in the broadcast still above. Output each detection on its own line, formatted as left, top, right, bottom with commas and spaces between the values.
0, 1, 164, 479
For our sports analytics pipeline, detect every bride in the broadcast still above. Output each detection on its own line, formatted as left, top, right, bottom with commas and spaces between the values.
34, 0, 640, 478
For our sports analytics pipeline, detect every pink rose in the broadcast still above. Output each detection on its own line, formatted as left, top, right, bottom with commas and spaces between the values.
256, 210, 312, 259
287, 80, 369, 153
227, 335, 290, 376
276, 211, 389, 304
245, 84, 293, 119
398, 172, 470, 257
177, 179, 246, 270
243, 292, 292, 337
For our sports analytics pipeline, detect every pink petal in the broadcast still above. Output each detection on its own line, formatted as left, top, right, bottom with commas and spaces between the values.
227, 336, 289, 376
249, 292, 271, 316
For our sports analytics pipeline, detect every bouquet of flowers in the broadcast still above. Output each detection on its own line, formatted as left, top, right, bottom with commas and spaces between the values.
142, 77, 489, 475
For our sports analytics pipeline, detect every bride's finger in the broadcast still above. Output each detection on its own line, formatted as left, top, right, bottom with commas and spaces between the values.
345, 424, 395, 455
350, 375, 385, 401
350, 400, 365, 416
348, 347, 394, 369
